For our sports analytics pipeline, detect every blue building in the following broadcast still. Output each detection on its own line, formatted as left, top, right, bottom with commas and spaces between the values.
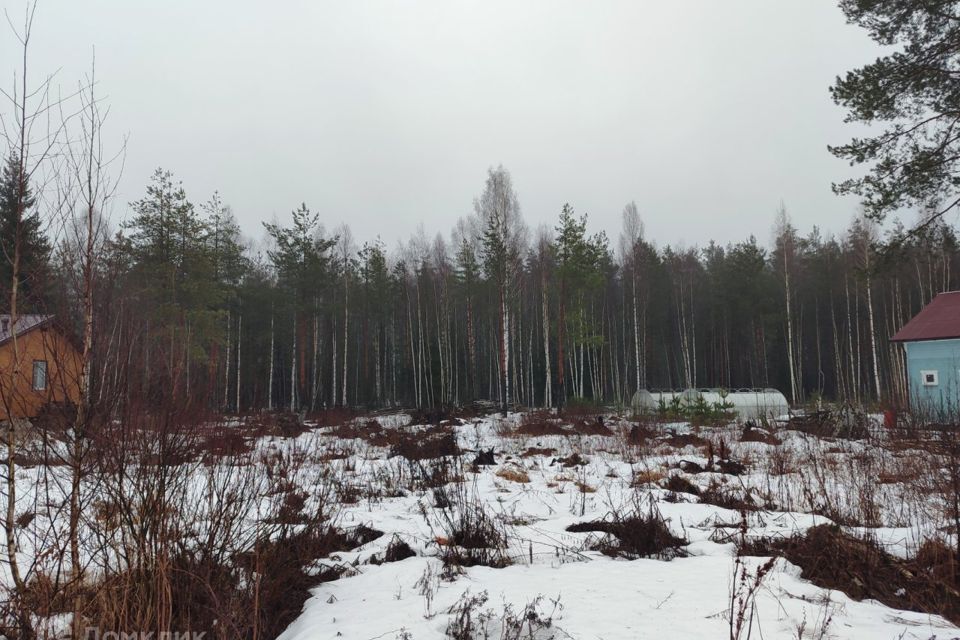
891, 291, 960, 414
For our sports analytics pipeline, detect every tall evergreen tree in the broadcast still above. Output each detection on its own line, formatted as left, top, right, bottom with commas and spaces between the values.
831, 2, 960, 230
125, 168, 211, 316
0, 154, 51, 309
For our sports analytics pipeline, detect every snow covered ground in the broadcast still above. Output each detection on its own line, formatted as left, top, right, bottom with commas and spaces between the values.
273, 413, 960, 640
4, 410, 959, 639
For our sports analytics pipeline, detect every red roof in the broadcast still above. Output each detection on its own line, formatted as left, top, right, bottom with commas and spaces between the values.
891, 291, 960, 342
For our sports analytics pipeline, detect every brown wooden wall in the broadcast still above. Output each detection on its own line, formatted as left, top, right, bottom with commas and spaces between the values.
0, 326, 81, 421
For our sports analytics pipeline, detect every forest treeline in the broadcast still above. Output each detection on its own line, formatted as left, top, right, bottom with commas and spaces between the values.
11, 160, 954, 412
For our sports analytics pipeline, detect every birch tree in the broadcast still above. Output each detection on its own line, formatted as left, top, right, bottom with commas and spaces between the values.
475, 166, 524, 411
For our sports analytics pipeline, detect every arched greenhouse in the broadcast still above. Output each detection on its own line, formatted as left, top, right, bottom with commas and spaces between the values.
631, 388, 790, 421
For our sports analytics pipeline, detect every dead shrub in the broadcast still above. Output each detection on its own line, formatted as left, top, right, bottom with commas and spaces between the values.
370, 534, 417, 565
627, 422, 658, 446
241, 524, 382, 636
574, 480, 596, 493
18, 573, 76, 618
407, 407, 458, 426
788, 405, 871, 440
741, 525, 960, 625
391, 427, 460, 460
699, 480, 758, 512
495, 466, 530, 483
632, 468, 666, 486
199, 425, 253, 460
739, 422, 781, 445
516, 411, 569, 437
663, 433, 709, 449
661, 474, 700, 496
520, 446, 555, 458
571, 416, 613, 436
274, 487, 309, 524
444, 590, 562, 640
552, 452, 587, 467
324, 418, 387, 444
766, 445, 796, 476
309, 406, 357, 427
410, 457, 462, 491
566, 498, 687, 560
87, 523, 381, 640
425, 484, 511, 570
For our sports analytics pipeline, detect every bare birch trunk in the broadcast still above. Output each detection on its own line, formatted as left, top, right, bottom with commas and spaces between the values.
236, 313, 242, 411
866, 272, 882, 401
541, 270, 552, 407
342, 278, 349, 407
267, 309, 275, 410
784, 248, 799, 404
290, 314, 297, 410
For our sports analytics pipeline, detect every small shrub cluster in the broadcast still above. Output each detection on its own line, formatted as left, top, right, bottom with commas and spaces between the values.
444, 591, 562, 640
787, 405, 871, 440
515, 411, 569, 437
566, 498, 687, 560
656, 393, 735, 425
391, 428, 460, 460
661, 474, 700, 496
570, 415, 613, 436
324, 419, 460, 459
520, 446, 556, 458
739, 422, 781, 445
698, 480, 760, 512
426, 484, 511, 571
369, 534, 417, 565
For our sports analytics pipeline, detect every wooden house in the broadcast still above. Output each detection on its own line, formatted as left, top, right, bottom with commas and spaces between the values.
0, 314, 81, 421
891, 291, 960, 414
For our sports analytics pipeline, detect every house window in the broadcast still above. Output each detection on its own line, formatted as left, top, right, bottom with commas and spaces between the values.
32, 360, 47, 391
920, 370, 939, 386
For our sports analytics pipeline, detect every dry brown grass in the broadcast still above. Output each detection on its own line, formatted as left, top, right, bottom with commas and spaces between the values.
515, 411, 569, 437
520, 446, 556, 458
574, 480, 596, 493
742, 525, 960, 626
496, 466, 531, 483
632, 469, 666, 486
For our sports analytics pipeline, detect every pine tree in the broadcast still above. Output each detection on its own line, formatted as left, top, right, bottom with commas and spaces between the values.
0, 154, 51, 309
125, 168, 210, 315
263, 204, 336, 408
831, 2, 960, 230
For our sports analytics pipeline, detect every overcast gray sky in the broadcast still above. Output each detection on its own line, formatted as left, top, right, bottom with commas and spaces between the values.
3, 1, 884, 250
